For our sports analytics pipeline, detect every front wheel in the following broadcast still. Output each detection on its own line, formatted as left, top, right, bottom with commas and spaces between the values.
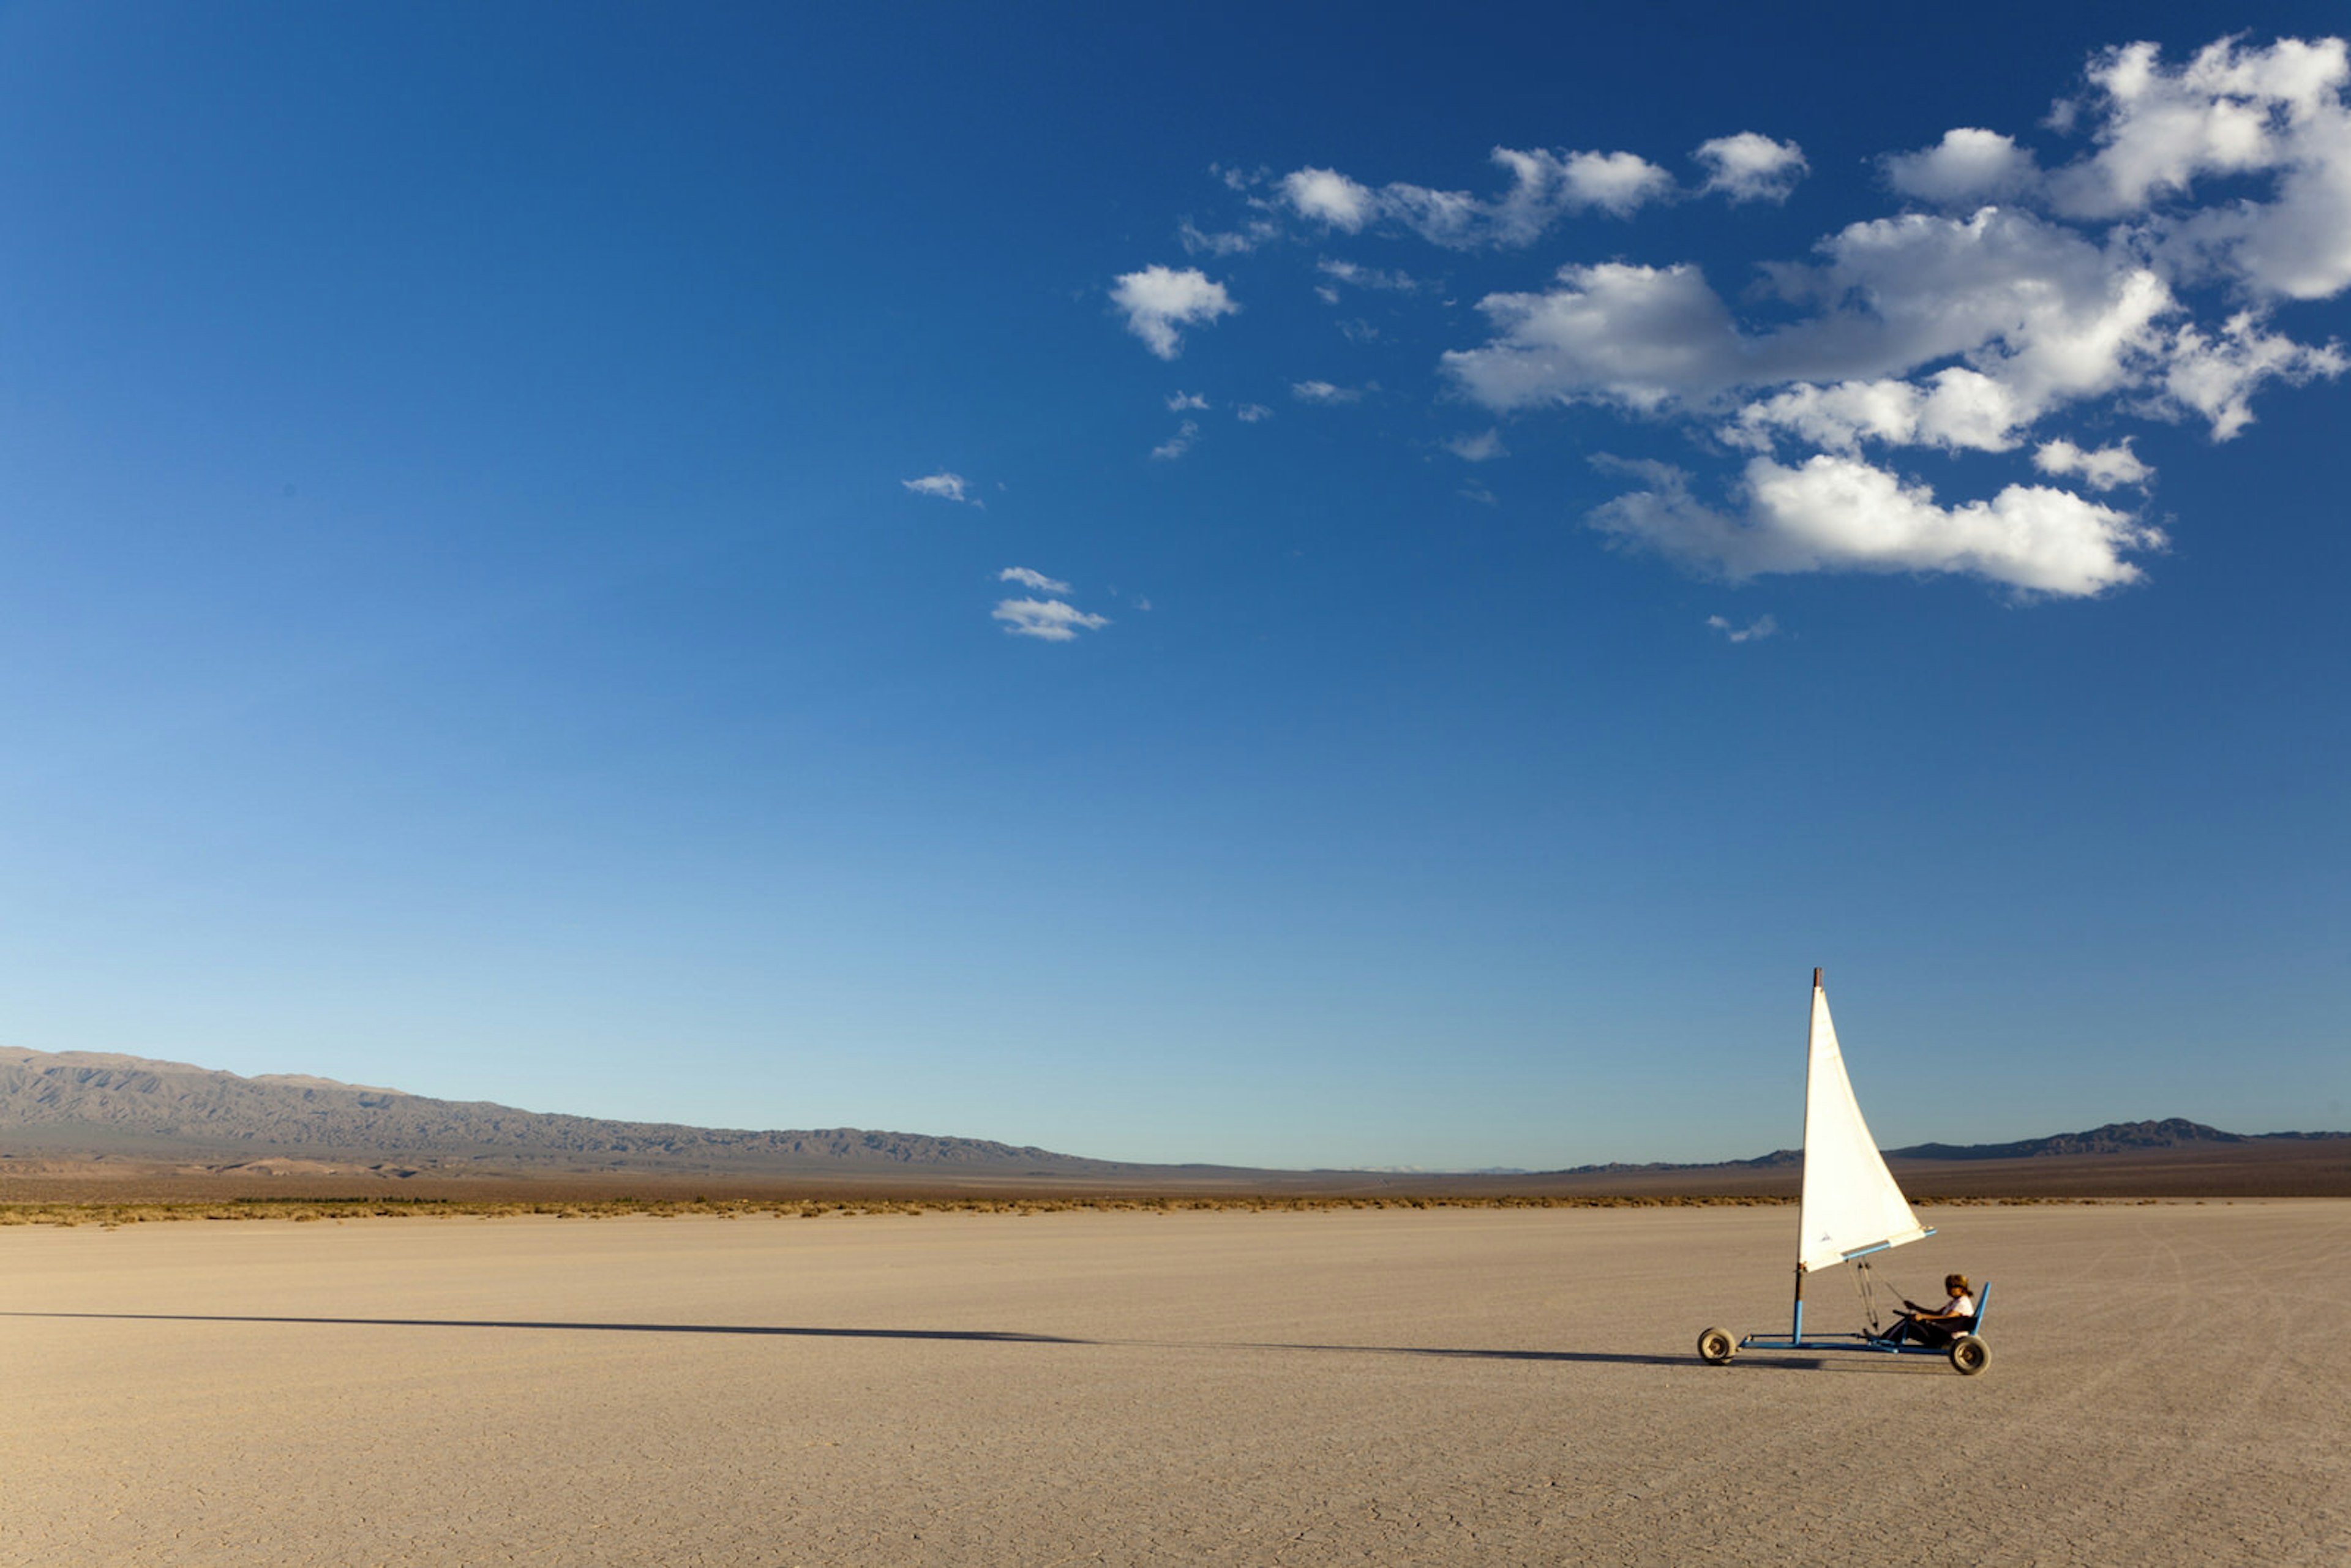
1697, 1326, 1736, 1364
1949, 1334, 1990, 1376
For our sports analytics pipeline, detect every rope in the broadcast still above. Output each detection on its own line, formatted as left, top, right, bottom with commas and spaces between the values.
1853, 1261, 1883, 1333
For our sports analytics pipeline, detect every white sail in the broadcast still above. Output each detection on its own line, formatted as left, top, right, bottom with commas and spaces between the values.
1797, 980, 1930, 1274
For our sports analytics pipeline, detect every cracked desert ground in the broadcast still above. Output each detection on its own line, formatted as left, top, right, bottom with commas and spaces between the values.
3, 1201, 2344, 1566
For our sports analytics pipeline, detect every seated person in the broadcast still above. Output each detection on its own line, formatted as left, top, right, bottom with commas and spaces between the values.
1880, 1274, 1976, 1345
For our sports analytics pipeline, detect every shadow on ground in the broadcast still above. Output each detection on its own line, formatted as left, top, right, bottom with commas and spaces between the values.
2, 1311, 1081, 1343
6, 1311, 1937, 1371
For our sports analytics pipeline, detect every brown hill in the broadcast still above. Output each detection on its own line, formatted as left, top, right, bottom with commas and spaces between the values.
3, 1046, 2345, 1201
1886, 1118, 2289, 1160
0, 1047, 1116, 1174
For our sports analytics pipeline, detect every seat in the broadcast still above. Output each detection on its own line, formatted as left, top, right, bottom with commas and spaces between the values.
1873, 1280, 1989, 1346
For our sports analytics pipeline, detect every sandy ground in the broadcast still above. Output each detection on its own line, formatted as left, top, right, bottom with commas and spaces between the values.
2, 1202, 2344, 1566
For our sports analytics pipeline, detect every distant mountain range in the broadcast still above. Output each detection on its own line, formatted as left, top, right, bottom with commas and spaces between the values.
1886, 1117, 2347, 1160
1550, 1118, 2345, 1177
0, 1047, 1116, 1172
0, 1046, 2339, 1177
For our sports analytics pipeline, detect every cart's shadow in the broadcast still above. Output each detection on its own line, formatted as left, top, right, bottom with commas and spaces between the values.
5, 1311, 1903, 1371
0, 1311, 1082, 1344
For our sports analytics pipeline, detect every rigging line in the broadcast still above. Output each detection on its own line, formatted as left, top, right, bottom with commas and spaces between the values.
1852, 1261, 1882, 1334
1868, 1261, 1917, 1332
1884, 1269, 1930, 1315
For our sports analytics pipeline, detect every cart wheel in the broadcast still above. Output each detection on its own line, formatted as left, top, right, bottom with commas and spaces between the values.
1948, 1334, 1990, 1376
1697, 1326, 1736, 1364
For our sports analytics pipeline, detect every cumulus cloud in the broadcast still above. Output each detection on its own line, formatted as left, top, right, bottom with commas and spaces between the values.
1707, 613, 1779, 643
1695, 133, 1808, 203
1282, 167, 1378, 231
1280, 144, 1673, 249
1152, 419, 1200, 460
902, 472, 980, 505
2032, 437, 2152, 490
1112, 266, 1238, 358
1723, 367, 2036, 455
2046, 39, 2344, 219
1291, 380, 1362, 404
993, 598, 1111, 642
1447, 201, 2328, 454
1445, 429, 1507, 462
1166, 391, 1210, 411
1885, 128, 2041, 204
1591, 455, 2164, 597
1444, 261, 1746, 413
2045, 37, 2351, 301
1432, 38, 2351, 484
1545, 148, 1678, 217
999, 566, 1071, 594
1234, 402, 1273, 422
2161, 310, 2346, 437
1155, 34, 2351, 601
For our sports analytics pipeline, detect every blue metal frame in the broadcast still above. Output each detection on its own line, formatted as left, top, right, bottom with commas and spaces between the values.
1737, 1280, 1990, 1358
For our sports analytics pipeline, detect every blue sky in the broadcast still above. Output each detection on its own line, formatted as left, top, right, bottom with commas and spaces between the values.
1, 2, 2344, 1167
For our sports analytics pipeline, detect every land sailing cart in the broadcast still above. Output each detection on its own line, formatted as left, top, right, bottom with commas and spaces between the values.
1695, 970, 1991, 1376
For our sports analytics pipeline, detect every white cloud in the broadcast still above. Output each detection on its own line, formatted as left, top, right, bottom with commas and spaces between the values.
1444, 261, 1745, 412
1318, 258, 1419, 291
1179, 216, 1278, 256
2160, 310, 2347, 437
993, 598, 1111, 642
1546, 148, 1678, 218
1591, 454, 2164, 598
1281, 167, 1378, 231
1111, 265, 1238, 358
1169, 34, 2351, 601
2043, 38, 2351, 301
2032, 437, 2152, 490
1448, 208, 2229, 446
1725, 368, 2031, 454
1434, 41, 2351, 474
1445, 429, 1507, 462
1151, 419, 1200, 460
1885, 128, 2041, 205
1695, 133, 1808, 203
1291, 380, 1362, 404
1166, 391, 1210, 411
1706, 613, 1779, 643
902, 472, 980, 506
2047, 39, 2344, 219
1234, 403, 1273, 422
998, 566, 1071, 594
1280, 144, 1673, 250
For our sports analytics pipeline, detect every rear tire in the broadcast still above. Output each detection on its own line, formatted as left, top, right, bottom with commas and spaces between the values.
1697, 1326, 1736, 1364
1949, 1334, 1989, 1376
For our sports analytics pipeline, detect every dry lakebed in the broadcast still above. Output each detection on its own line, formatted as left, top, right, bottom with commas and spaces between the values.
2, 1201, 2343, 1566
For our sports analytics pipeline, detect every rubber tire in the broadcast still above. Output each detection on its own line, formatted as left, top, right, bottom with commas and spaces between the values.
1949, 1334, 1990, 1376
1697, 1327, 1736, 1364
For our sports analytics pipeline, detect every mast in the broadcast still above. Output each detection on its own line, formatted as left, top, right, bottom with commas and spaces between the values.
1792, 967, 1819, 1341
